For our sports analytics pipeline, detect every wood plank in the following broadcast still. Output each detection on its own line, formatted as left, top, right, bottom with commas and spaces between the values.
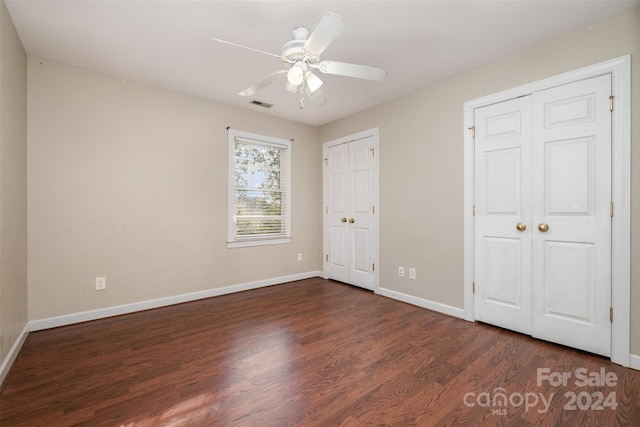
1, 278, 639, 425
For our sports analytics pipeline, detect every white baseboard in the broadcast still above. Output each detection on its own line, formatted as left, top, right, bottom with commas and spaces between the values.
29, 271, 322, 332
629, 354, 640, 371
377, 286, 465, 319
10, 273, 636, 389
374, 288, 640, 371
0, 323, 29, 387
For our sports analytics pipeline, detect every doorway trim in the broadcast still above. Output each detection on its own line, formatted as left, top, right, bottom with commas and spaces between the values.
322, 127, 380, 292
463, 55, 630, 366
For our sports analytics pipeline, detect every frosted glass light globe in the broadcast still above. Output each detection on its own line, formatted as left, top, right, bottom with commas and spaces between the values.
287, 65, 304, 86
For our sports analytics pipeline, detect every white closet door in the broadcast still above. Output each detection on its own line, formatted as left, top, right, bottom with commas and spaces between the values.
474, 96, 533, 335
531, 74, 612, 357
325, 143, 350, 284
324, 136, 375, 290
474, 74, 612, 357
347, 137, 375, 289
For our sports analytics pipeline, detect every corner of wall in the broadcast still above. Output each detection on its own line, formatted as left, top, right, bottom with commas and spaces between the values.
0, 0, 29, 387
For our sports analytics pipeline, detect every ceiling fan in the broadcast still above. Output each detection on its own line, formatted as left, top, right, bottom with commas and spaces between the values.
213, 12, 387, 107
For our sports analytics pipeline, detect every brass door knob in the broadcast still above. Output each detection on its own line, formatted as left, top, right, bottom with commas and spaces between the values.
516, 223, 527, 231
341, 217, 347, 223
349, 218, 355, 224
538, 223, 549, 232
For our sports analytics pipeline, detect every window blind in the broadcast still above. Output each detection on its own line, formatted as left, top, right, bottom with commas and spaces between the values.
227, 129, 291, 247
234, 140, 287, 238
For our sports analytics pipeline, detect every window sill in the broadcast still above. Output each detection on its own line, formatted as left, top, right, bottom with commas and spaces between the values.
227, 237, 292, 249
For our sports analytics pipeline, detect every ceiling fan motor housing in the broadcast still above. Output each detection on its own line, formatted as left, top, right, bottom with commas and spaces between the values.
282, 40, 306, 62
282, 28, 318, 67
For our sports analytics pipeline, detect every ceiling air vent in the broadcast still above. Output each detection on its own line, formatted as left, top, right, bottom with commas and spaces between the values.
249, 99, 273, 109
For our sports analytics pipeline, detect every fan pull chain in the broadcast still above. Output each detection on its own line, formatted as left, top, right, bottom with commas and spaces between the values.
298, 83, 305, 109
298, 85, 305, 128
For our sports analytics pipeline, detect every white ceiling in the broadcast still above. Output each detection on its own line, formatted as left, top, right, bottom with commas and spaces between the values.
6, 0, 638, 126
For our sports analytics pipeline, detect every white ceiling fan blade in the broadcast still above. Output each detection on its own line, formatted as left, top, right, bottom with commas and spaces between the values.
213, 38, 288, 62
239, 70, 287, 96
303, 12, 345, 57
318, 60, 387, 81
304, 86, 326, 107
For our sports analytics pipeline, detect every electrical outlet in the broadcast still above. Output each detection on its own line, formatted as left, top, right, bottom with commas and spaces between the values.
95, 277, 106, 291
398, 266, 405, 278
409, 268, 416, 280
297, 253, 303, 262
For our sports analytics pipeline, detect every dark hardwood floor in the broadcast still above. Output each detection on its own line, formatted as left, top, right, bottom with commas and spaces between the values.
1, 277, 639, 426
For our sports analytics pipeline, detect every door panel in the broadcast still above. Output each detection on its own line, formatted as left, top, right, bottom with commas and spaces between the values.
348, 138, 375, 289
352, 228, 370, 273
532, 74, 611, 356
485, 148, 520, 214
545, 138, 593, 215
483, 237, 521, 307
544, 93, 595, 128
325, 144, 349, 283
352, 170, 370, 213
474, 96, 532, 335
543, 241, 594, 321
330, 226, 347, 266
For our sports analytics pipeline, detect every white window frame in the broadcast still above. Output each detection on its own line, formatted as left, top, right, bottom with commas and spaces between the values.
227, 129, 292, 248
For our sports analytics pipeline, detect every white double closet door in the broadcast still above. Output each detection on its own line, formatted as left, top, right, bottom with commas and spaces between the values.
324, 136, 376, 291
474, 74, 612, 356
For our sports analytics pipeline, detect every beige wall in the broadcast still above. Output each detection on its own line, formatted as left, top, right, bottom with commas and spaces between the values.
319, 9, 639, 352
20, 6, 640, 359
27, 60, 322, 319
0, 0, 28, 369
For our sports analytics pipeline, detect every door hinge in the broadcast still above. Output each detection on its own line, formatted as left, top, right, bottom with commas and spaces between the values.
472, 282, 476, 294
372, 206, 375, 214
610, 307, 613, 323
326, 206, 329, 214
472, 205, 476, 216
370, 148, 375, 157
469, 126, 476, 139
325, 254, 329, 262
609, 95, 614, 112
372, 263, 375, 272
610, 202, 614, 217
324, 158, 328, 166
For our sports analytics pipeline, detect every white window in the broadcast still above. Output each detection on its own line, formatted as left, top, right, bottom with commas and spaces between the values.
227, 129, 291, 248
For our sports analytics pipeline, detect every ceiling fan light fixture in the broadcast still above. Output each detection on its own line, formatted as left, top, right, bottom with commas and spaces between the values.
305, 71, 323, 93
285, 81, 299, 93
217, 12, 387, 107
287, 64, 305, 86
